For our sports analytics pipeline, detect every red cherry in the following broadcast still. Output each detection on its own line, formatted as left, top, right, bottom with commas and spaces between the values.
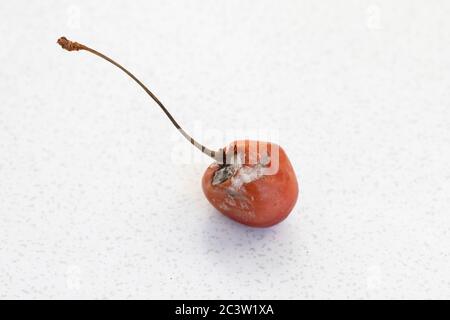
202, 140, 298, 227
57, 37, 299, 227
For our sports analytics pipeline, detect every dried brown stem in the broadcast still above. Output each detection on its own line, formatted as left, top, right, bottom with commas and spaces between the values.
57, 36, 225, 163
57, 37, 85, 51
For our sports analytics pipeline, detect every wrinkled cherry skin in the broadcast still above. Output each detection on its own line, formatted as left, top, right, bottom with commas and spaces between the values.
202, 140, 299, 227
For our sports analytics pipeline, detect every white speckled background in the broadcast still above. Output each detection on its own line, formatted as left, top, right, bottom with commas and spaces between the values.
1, 0, 450, 299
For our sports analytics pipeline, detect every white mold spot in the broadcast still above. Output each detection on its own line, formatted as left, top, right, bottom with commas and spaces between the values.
211, 151, 271, 206
228, 155, 269, 192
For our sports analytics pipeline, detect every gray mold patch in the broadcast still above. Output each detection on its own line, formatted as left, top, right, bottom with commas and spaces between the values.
211, 153, 271, 188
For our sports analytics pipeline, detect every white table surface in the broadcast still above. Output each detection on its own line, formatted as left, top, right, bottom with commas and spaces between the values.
1, 0, 449, 299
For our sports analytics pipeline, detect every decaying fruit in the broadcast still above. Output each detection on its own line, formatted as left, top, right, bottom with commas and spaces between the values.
57, 36, 299, 228
202, 140, 298, 227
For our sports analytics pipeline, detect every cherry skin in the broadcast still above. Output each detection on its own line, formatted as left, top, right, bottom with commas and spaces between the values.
202, 140, 298, 227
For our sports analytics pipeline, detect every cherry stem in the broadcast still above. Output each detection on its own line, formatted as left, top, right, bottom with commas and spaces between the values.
57, 36, 226, 164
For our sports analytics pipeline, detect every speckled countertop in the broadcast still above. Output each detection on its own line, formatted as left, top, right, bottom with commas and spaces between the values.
1, 0, 450, 299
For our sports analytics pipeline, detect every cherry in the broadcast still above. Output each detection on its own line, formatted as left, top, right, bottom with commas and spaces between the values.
57, 37, 299, 227
203, 140, 298, 227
